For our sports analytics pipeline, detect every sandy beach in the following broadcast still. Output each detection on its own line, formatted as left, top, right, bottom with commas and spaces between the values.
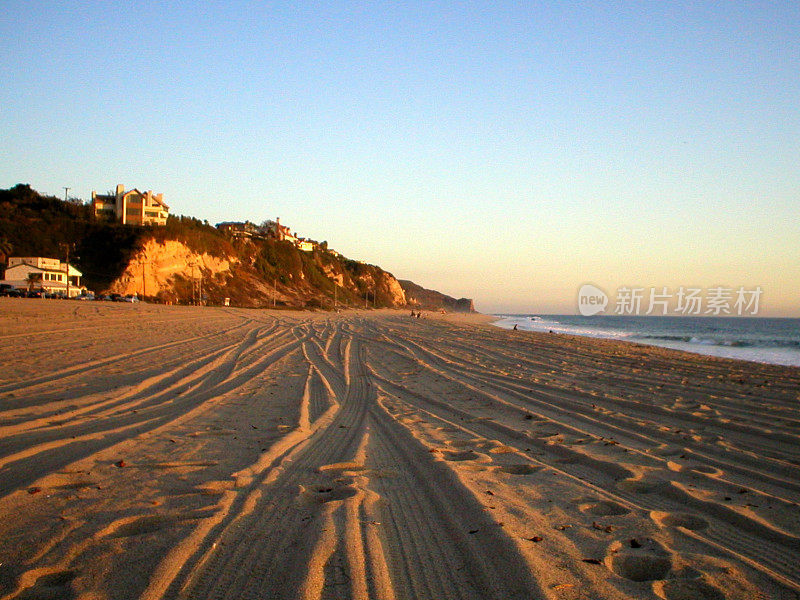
1, 299, 799, 600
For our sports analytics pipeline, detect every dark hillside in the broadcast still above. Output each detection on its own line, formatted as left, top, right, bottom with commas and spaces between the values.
399, 279, 476, 312
0, 184, 474, 310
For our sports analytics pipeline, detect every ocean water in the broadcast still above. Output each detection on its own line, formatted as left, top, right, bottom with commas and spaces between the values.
492, 314, 800, 367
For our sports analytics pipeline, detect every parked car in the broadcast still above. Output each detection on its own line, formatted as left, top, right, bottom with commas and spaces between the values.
0, 284, 22, 297
123, 295, 140, 303
109, 293, 122, 302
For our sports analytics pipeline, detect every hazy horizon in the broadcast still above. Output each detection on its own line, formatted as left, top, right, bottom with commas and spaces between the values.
2, 2, 798, 316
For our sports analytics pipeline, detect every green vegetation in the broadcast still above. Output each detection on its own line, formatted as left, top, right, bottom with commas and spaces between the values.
0, 184, 140, 289
0, 184, 410, 308
155, 215, 235, 258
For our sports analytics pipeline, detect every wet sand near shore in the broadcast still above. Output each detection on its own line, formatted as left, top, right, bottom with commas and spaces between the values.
1, 299, 799, 600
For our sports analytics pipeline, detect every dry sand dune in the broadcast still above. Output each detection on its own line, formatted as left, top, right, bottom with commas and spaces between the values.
1, 299, 799, 600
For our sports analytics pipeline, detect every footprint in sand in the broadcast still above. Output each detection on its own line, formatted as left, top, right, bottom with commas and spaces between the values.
440, 450, 491, 463
616, 478, 666, 494
653, 577, 725, 600
579, 499, 630, 516
497, 464, 541, 475
657, 552, 758, 599
107, 515, 181, 538
605, 538, 672, 582
488, 444, 518, 454
648, 445, 684, 457
534, 429, 563, 439
17, 570, 77, 600
314, 485, 358, 503
445, 438, 484, 449
299, 476, 360, 504
650, 511, 708, 531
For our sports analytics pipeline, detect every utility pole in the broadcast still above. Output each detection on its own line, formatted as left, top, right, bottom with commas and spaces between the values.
190, 263, 196, 305
63, 187, 70, 202
65, 244, 70, 299
60, 242, 73, 298
273, 278, 276, 308
139, 258, 146, 299
334, 284, 338, 312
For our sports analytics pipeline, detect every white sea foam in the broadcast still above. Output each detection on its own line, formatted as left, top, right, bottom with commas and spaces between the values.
637, 339, 800, 366
493, 316, 631, 340
492, 316, 800, 367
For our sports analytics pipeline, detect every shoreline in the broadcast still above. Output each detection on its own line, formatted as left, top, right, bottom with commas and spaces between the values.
2, 300, 799, 599
491, 314, 800, 368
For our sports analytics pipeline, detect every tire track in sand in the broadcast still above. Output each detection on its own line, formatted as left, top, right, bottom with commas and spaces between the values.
166, 329, 543, 600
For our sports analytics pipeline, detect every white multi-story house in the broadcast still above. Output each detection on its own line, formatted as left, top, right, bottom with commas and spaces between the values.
1, 257, 84, 297
91, 184, 169, 226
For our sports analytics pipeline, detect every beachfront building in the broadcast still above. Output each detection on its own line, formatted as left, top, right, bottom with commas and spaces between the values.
217, 221, 259, 238
1, 257, 84, 297
261, 218, 298, 243
297, 240, 316, 252
91, 184, 169, 226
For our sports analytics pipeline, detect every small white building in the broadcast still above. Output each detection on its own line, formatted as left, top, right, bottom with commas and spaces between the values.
297, 240, 315, 252
2, 257, 84, 297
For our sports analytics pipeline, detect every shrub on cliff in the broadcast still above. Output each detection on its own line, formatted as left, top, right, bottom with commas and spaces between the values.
255, 240, 303, 284
149, 215, 234, 258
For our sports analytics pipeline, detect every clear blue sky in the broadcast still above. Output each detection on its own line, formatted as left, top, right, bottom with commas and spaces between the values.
2, 1, 799, 315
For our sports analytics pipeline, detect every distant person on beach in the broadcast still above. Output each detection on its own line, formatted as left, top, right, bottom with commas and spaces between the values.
410, 310, 416, 318
513, 324, 518, 330
417, 311, 421, 319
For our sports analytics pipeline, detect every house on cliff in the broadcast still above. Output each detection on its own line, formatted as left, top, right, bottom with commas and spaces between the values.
92, 184, 169, 226
217, 221, 259, 238
297, 239, 316, 252
261, 218, 297, 243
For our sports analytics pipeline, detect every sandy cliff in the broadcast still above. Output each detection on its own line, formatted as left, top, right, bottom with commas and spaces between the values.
109, 240, 236, 301
108, 237, 408, 308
